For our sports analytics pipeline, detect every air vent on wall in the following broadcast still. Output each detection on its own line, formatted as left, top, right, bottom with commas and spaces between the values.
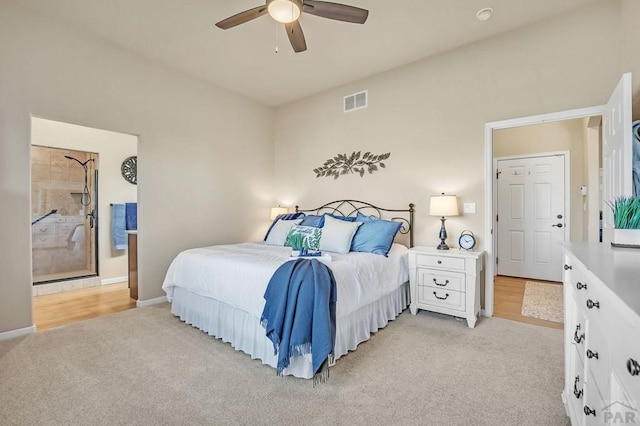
344, 90, 367, 112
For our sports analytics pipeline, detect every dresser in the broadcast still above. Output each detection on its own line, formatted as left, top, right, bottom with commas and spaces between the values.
562, 242, 640, 425
407, 247, 483, 328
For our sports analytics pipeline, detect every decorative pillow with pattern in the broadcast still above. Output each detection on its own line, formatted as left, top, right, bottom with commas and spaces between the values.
285, 225, 322, 250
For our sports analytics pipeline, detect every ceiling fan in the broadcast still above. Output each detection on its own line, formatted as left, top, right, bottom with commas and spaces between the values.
215, 0, 369, 53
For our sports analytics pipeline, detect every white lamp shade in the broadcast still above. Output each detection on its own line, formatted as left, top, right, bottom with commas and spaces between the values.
270, 206, 289, 220
268, 0, 301, 23
429, 195, 459, 217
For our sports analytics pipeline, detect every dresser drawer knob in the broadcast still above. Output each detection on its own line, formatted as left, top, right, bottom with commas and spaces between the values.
586, 299, 600, 309
433, 291, 449, 301
576, 282, 587, 290
584, 406, 596, 416
573, 376, 583, 399
564, 264, 572, 270
573, 324, 585, 344
433, 278, 449, 287
628, 358, 640, 376
586, 350, 599, 360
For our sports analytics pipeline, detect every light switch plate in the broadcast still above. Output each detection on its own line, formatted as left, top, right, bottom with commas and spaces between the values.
463, 203, 476, 214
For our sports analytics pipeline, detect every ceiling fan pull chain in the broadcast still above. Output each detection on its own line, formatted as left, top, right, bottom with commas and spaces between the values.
275, 22, 279, 53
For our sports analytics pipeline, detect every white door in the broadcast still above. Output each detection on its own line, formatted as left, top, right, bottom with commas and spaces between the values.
497, 155, 566, 282
602, 73, 633, 244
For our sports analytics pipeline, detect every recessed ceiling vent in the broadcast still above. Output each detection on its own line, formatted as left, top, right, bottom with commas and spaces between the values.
344, 90, 368, 112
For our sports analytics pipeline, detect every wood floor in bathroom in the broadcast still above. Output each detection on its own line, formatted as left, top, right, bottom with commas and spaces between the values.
33, 282, 136, 331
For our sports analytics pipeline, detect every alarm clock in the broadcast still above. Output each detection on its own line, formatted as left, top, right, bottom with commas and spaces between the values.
458, 230, 476, 251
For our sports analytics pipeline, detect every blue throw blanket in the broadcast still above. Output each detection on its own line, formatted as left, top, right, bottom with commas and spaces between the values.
260, 259, 337, 383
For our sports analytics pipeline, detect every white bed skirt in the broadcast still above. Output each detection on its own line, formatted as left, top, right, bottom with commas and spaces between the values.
170, 282, 410, 379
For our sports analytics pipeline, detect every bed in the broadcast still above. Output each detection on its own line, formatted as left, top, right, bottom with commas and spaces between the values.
162, 200, 414, 379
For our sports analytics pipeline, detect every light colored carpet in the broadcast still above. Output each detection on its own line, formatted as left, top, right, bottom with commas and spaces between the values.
521, 281, 564, 323
0, 304, 567, 426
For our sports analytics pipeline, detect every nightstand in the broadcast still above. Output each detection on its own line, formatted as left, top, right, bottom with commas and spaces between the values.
408, 246, 483, 328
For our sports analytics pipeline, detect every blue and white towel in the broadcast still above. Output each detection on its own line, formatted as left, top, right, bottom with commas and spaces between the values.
125, 202, 137, 231
111, 203, 127, 250
632, 120, 640, 196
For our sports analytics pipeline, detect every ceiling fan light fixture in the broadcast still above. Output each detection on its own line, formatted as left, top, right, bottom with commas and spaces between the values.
268, 0, 301, 24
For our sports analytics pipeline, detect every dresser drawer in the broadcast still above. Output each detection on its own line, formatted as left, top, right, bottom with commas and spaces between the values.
609, 320, 640, 400
584, 321, 609, 395
418, 287, 465, 312
415, 254, 465, 271
417, 268, 464, 292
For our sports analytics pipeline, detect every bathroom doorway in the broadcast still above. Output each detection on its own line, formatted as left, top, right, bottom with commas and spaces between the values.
31, 146, 99, 284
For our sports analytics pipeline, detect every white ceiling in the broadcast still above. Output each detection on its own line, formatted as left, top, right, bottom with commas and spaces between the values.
10, 0, 603, 106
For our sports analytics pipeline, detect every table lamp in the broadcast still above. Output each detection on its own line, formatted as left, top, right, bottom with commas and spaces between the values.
270, 206, 288, 220
429, 194, 459, 250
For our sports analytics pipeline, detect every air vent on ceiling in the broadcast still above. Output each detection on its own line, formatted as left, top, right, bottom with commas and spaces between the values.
344, 90, 367, 113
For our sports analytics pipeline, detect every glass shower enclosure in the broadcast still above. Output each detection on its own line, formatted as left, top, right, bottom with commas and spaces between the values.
31, 146, 98, 284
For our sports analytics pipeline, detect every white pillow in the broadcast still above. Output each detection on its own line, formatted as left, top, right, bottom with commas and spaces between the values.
264, 219, 302, 246
319, 215, 362, 254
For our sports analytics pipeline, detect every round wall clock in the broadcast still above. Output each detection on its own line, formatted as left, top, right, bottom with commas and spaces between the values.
458, 230, 476, 251
121, 156, 137, 185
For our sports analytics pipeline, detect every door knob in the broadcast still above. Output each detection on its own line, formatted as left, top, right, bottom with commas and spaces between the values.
552, 223, 564, 228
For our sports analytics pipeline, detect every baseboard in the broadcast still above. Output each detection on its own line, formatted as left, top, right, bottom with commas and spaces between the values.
0, 325, 36, 341
101, 276, 128, 286
136, 296, 167, 307
480, 309, 489, 317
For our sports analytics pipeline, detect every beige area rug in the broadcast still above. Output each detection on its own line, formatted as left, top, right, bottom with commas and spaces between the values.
521, 281, 564, 323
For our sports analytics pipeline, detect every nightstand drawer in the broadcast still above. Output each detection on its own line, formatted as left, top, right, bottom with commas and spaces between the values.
415, 254, 465, 271
417, 269, 464, 292
418, 287, 465, 312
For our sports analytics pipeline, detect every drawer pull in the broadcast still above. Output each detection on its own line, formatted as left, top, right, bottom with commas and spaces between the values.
628, 358, 640, 376
432, 278, 449, 287
586, 299, 600, 309
586, 350, 599, 360
573, 324, 585, 344
433, 291, 449, 301
573, 376, 583, 399
576, 281, 587, 290
584, 406, 596, 416
564, 264, 572, 270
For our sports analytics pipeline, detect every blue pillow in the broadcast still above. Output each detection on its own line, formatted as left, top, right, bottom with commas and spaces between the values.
351, 214, 402, 256
299, 214, 323, 227
264, 212, 305, 241
321, 213, 356, 226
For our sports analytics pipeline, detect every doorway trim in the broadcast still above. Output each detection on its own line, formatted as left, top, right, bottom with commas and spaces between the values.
493, 151, 570, 281
483, 105, 604, 317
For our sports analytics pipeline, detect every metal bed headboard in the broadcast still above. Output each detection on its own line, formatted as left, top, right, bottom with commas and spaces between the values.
295, 199, 415, 248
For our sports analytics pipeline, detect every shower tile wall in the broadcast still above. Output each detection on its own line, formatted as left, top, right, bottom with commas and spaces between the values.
31, 146, 94, 280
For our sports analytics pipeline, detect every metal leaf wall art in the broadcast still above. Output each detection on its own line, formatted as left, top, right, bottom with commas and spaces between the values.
313, 151, 391, 179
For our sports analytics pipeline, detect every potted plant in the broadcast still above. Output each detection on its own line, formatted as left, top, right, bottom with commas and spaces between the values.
608, 196, 640, 247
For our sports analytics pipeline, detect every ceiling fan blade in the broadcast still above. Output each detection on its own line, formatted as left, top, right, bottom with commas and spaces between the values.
302, 1, 368, 24
285, 20, 307, 53
215, 6, 268, 29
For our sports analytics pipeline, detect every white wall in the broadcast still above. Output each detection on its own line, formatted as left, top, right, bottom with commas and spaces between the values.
31, 117, 138, 283
0, 2, 274, 333
273, 1, 622, 254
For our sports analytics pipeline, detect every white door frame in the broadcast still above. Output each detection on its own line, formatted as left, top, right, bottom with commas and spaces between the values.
483, 105, 604, 317
493, 151, 570, 281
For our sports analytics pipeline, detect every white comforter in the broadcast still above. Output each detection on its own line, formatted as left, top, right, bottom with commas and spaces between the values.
162, 242, 409, 319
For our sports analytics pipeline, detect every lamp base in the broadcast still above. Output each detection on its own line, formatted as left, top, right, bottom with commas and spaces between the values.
437, 217, 449, 250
